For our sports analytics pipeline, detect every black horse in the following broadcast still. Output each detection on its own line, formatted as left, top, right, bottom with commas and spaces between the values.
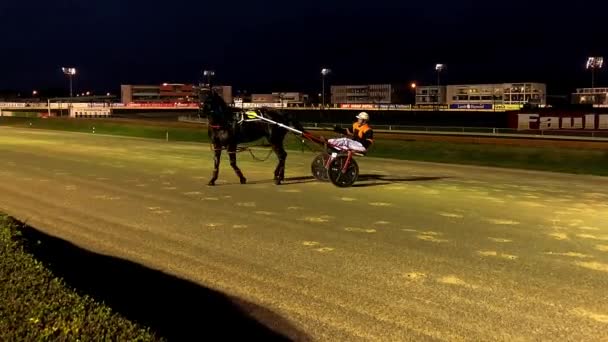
200, 89, 304, 186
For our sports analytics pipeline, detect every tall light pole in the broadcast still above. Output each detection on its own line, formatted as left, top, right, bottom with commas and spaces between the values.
410, 82, 417, 105
321, 68, 331, 108
435, 64, 446, 108
62, 67, 77, 97
586, 57, 604, 89
203, 70, 215, 88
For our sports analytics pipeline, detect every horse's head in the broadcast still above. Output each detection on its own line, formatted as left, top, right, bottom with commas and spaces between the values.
199, 88, 231, 127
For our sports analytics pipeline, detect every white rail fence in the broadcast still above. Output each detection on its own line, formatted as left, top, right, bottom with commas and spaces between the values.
177, 116, 608, 141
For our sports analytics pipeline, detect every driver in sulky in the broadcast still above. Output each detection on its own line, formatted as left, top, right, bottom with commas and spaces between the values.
328, 112, 374, 153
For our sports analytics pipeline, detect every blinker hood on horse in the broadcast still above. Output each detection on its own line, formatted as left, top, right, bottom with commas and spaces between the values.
200, 88, 305, 186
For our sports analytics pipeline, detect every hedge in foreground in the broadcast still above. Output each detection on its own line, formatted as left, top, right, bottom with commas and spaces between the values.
0, 215, 163, 341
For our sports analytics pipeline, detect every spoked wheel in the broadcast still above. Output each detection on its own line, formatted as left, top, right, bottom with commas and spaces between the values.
328, 156, 359, 187
311, 153, 330, 181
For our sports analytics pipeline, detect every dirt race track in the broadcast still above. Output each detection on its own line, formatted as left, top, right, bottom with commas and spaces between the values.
1, 127, 608, 341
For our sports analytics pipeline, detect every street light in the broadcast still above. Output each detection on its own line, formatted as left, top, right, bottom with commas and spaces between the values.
586, 57, 604, 89
321, 68, 331, 108
32, 90, 38, 96
61, 67, 77, 97
410, 83, 417, 105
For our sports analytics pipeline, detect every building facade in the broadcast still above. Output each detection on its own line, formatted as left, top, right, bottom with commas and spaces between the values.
416, 83, 546, 108
572, 87, 608, 105
250, 92, 309, 104
414, 86, 447, 105
331, 84, 408, 104
251, 94, 275, 103
274, 92, 309, 104
121, 84, 232, 105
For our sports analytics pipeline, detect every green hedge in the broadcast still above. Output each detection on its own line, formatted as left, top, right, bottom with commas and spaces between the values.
0, 215, 163, 341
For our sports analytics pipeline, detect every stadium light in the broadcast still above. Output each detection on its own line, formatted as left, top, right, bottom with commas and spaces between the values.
321, 68, 331, 108
586, 57, 604, 88
203, 70, 215, 88
435, 64, 446, 86
62, 67, 77, 97
435, 64, 446, 107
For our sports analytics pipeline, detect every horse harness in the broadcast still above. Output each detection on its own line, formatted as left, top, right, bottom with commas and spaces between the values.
208, 109, 264, 130
208, 109, 275, 161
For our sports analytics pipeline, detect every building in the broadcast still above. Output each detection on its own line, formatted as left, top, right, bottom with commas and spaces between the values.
251, 94, 275, 103
414, 86, 447, 106
121, 84, 194, 104
274, 92, 309, 104
211, 86, 233, 105
416, 83, 547, 108
121, 84, 232, 105
250, 92, 309, 104
331, 84, 408, 104
572, 87, 608, 105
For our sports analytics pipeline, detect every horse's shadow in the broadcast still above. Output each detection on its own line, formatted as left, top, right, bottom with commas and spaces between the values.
249, 176, 317, 185
244, 174, 449, 187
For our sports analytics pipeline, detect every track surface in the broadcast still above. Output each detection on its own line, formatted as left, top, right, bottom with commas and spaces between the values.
1, 127, 608, 341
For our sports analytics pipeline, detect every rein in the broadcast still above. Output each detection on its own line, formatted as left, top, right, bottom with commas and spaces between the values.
208, 144, 275, 162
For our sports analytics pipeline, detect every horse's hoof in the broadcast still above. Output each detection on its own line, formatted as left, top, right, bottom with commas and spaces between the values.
240, 177, 247, 184
207, 181, 215, 186
274, 178, 282, 185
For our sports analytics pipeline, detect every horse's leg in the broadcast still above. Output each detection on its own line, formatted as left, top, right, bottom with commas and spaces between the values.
228, 144, 247, 184
208, 144, 221, 186
272, 144, 287, 185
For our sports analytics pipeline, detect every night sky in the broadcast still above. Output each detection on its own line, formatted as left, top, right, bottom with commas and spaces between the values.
1, 0, 607, 96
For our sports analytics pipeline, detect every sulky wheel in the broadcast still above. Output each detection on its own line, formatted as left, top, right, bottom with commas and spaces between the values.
311, 153, 330, 181
327, 156, 359, 188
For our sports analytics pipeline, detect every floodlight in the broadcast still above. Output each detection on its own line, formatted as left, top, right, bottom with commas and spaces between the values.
62, 67, 76, 75
61, 67, 77, 97
586, 57, 604, 70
